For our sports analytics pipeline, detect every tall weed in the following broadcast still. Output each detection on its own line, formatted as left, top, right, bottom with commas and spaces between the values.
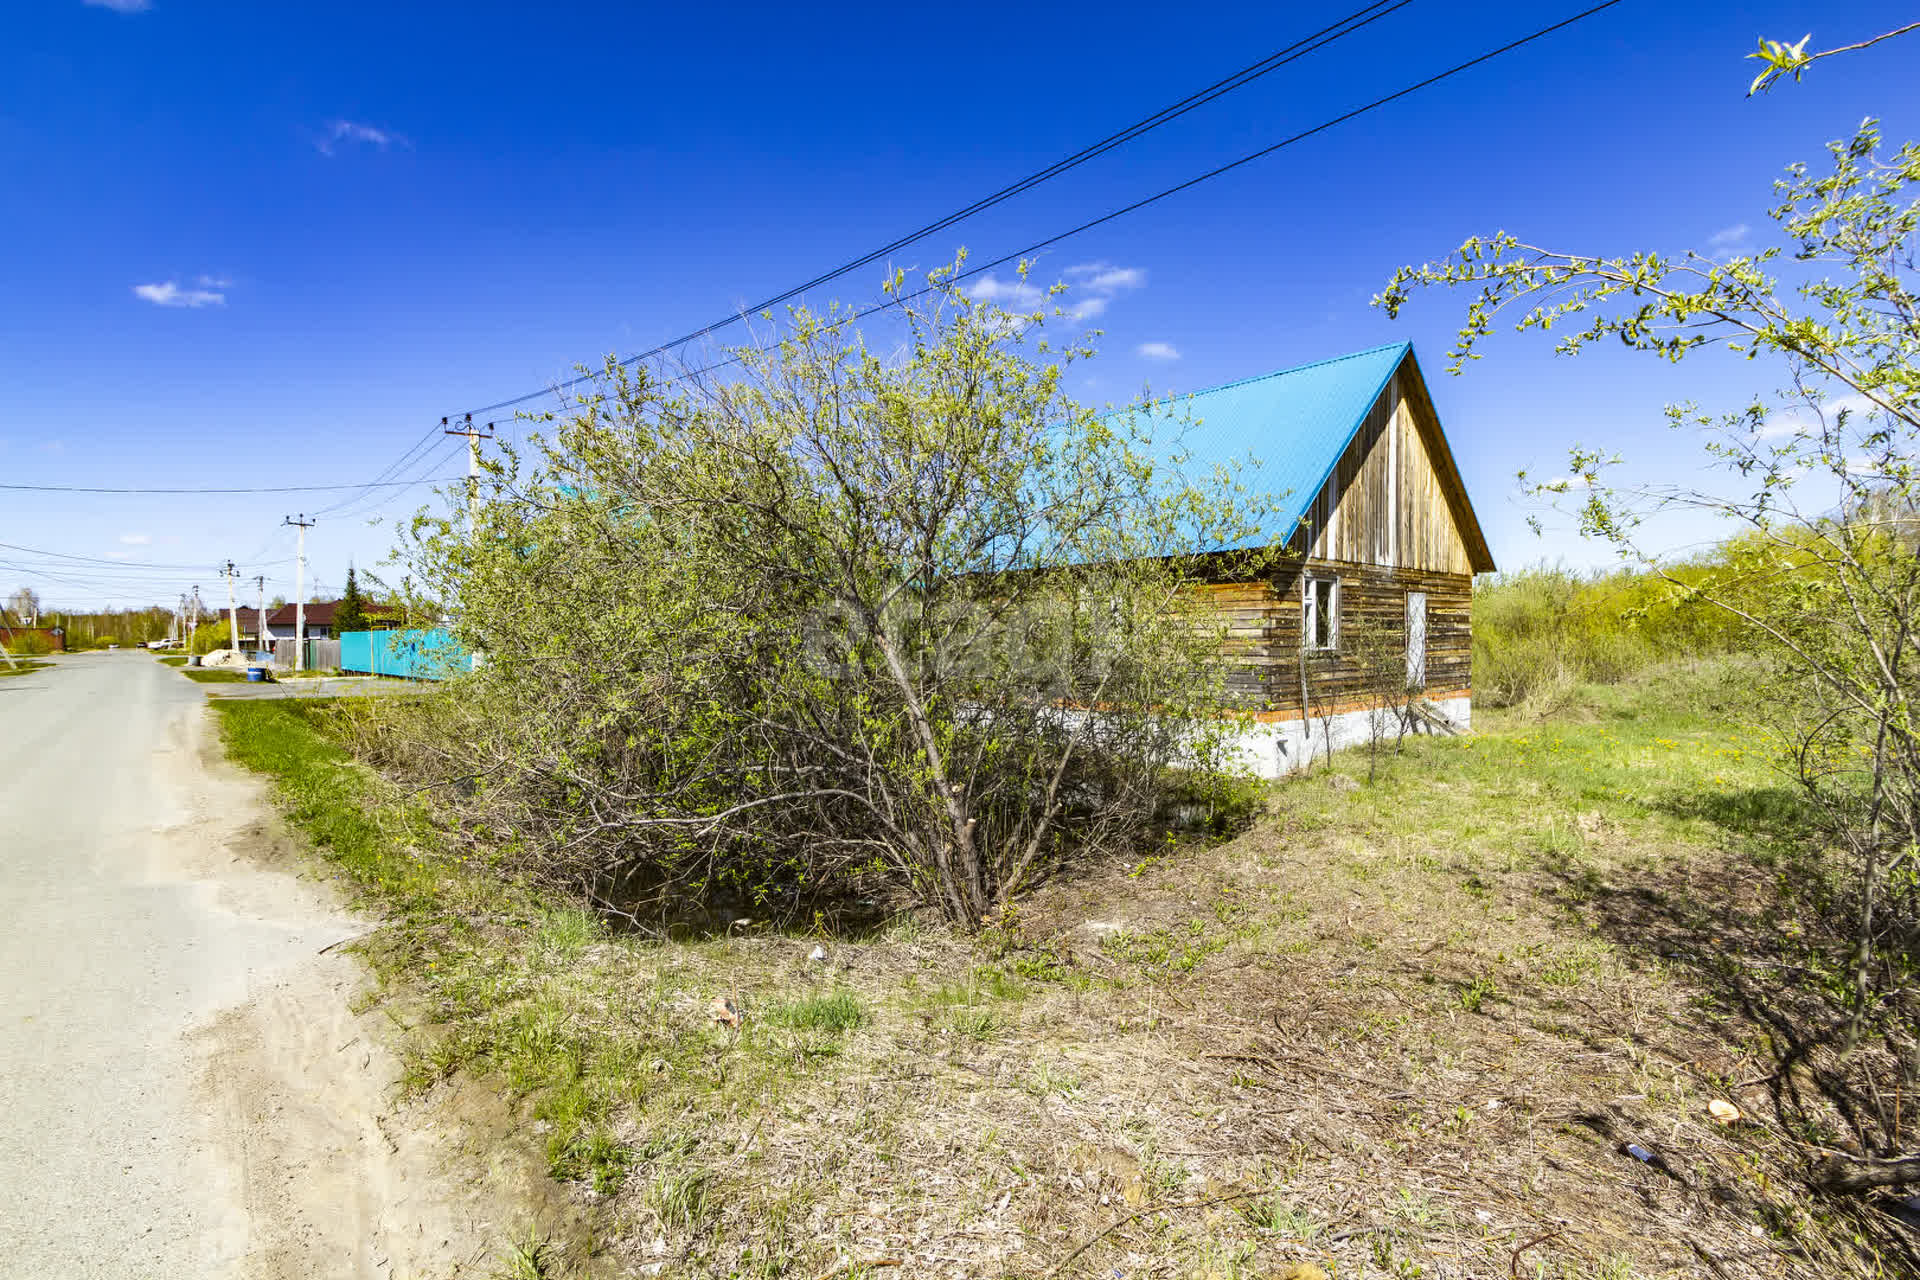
1474, 564, 1741, 708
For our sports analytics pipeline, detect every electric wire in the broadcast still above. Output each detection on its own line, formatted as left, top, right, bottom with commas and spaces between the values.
304, 420, 458, 517
451, 0, 1417, 419
0, 475, 464, 495
312, 437, 465, 521
10, 3, 1621, 601
0, 540, 223, 571
462, 1, 1627, 413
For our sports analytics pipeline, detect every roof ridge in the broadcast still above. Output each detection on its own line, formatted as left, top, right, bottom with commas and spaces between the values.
1147, 340, 1409, 407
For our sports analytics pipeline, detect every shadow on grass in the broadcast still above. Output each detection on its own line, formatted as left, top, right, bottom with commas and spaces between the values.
1661, 783, 1820, 859
1536, 836, 1920, 1266
1540, 785, 1920, 1265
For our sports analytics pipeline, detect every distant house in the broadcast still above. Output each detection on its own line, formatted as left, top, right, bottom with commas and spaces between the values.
1146, 342, 1495, 774
265, 599, 401, 641
230, 606, 268, 646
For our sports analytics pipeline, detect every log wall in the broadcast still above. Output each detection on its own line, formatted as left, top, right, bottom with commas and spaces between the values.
1192, 560, 1473, 717
1182, 354, 1487, 715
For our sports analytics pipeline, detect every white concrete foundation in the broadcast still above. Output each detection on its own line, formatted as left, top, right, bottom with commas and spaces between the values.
1226, 695, 1471, 778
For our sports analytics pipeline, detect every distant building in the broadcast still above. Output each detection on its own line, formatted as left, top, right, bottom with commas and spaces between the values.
229, 606, 268, 646
265, 600, 400, 641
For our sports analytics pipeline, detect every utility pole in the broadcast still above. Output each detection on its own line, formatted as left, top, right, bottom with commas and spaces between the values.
223, 560, 241, 653
284, 515, 313, 671
189, 586, 202, 641
253, 575, 266, 650
443, 414, 494, 520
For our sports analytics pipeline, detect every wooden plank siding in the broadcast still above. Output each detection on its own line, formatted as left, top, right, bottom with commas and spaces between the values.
1289, 371, 1478, 576
1185, 356, 1483, 717
1189, 561, 1472, 717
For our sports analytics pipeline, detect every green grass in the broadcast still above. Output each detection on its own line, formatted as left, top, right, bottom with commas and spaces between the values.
0, 658, 53, 678
1295, 657, 1783, 870
215, 662, 1895, 1279
764, 989, 868, 1032
181, 667, 249, 683
213, 699, 449, 909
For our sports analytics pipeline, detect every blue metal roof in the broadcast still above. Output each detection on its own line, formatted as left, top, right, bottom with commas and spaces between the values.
1132, 341, 1411, 548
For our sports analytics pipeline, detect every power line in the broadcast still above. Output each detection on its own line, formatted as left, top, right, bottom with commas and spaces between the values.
0, 562, 196, 593
650, 0, 1627, 394
0, 540, 219, 571
451, 0, 1416, 419
306, 424, 460, 517
311, 437, 465, 520
10, 2, 1619, 585
1, 475, 464, 496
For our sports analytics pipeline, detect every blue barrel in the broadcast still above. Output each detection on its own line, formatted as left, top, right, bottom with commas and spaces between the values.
245, 666, 267, 682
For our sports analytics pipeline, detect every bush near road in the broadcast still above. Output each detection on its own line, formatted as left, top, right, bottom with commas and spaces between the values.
214, 660, 1911, 1278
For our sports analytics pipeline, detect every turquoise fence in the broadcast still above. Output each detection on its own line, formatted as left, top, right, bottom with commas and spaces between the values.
338, 628, 470, 680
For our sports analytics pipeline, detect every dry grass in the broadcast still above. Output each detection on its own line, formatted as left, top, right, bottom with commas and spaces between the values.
225, 659, 1920, 1279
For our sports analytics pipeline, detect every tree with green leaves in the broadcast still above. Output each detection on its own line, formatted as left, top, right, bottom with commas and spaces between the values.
1746, 20, 1919, 95
385, 261, 1279, 926
1378, 40, 1920, 1176
333, 565, 371, 635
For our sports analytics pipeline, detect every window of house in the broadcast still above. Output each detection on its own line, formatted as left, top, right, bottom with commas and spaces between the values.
1303, 576, 1339, 650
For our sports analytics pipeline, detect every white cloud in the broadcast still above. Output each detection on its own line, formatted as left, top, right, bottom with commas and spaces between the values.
1704, 223, 1755, 261
970, 260, 1149, 326
1067, 263, 1146, 292
118, 532, 151, 546
966, 275, 1047, 310
82, 0, 151, 12
133, 281, 225, 308
1058, 260, 1146, 327
317, 119, 404, 156
195, 273, 232, 289
1541, 474, 1596, 491
1137, 341, 1180, 361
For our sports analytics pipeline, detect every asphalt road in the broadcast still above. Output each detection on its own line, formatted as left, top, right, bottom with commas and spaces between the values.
0, 652, 361, 1276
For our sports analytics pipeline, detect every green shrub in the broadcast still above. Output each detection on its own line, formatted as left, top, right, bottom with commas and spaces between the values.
1473, 564, 1742, 707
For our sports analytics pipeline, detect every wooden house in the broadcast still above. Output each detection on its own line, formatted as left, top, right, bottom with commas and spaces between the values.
264, 599, 401, 641
1153, 342, 1494, 774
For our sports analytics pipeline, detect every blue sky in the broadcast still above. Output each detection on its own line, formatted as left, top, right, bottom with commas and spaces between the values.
2, 0, 1916, 609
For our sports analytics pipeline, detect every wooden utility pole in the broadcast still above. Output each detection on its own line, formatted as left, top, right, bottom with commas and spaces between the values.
284, 515, 313, 671
252, 575, 266, 650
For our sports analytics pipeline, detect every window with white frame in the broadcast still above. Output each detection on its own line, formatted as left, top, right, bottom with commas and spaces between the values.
1303, 575, 1339, 651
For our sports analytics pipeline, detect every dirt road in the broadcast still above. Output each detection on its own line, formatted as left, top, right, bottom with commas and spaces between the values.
0, 653, 547, 1278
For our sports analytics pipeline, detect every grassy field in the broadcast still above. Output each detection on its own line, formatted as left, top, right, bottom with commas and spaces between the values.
214, 659, 1910, 1279
0, 659, 54, 678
